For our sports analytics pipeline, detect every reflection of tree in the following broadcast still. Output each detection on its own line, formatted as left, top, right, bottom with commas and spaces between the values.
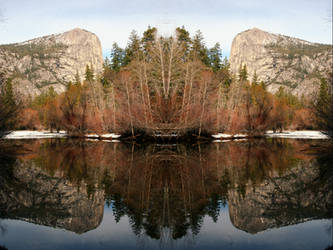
4, 138, 328, 239
105, 144, 220, 239
103, 140, 309, 240
0, 220, 7, 236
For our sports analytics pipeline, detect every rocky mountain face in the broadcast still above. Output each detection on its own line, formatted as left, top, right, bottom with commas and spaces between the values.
227, 159, 333, 234
229, 28, 332, 98
0, 28, 103, 98
0, 160, 105, 234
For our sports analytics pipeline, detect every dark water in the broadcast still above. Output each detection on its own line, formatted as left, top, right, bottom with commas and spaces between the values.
0, 139, 332, 250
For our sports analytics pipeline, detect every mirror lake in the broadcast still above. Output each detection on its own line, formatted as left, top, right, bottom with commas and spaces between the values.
0, 138, 332, 250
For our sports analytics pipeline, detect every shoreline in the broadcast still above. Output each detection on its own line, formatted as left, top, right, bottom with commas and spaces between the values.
1, 130, 330, 140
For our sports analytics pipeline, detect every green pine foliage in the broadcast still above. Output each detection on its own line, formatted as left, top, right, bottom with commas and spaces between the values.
85, 65, 94, 82
0, 76, 20, 132
30, 86, 57, 108
275, 86, 303, 108
176, 26, 191, 55
191, 30, 210, 67
110, 43, 124, 72
123, 30, 141, 66
142, 26, 157, 54
75, 71, 81, 85
106, 26, 227, 74
209, 43, 222, 72
239, 64, 248, 81
315, 77, 333, 134
252, 71, 258, 85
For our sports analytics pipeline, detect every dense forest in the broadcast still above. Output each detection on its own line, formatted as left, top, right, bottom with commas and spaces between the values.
0, 26, 332, 139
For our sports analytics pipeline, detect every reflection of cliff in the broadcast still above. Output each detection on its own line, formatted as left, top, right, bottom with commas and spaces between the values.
104, 140, 333, 239
228, 159, 333, 234
0, 159, 104, 234
0, 139, 332, 238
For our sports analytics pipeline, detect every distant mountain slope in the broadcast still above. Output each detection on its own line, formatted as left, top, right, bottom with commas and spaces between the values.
0, 28, 103, 98
229, 28, 332, 97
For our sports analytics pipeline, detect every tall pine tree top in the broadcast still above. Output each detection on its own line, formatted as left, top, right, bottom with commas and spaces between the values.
239, 64, 248, 81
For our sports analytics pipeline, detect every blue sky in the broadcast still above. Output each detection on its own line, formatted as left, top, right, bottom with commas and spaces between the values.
0, 0, 332, 58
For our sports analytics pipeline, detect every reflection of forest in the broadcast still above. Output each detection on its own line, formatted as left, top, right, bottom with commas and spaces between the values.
0, 141, 105, 234
0, 139, 332, 237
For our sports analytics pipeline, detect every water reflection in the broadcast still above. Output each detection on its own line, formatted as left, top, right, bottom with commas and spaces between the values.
0, 139, 332, 249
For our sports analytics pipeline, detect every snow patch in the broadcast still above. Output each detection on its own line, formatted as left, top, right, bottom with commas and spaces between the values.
212, 130, 330, 140
100, 133, 121, 139
3, 130, 67, 139
212, 133, 247, 139
265, 130, 330, 139
2, 131, 121, 140
85, 133, 121, 139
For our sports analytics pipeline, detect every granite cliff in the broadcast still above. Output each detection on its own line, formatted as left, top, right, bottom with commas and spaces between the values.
229, 28, 332, 97
0, 28, 103, 98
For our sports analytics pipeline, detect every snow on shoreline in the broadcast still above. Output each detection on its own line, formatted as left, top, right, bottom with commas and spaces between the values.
1, 130, 330, 140
212, 130, 330, 140
264, 130, 330, 139
212, 133, 247, 139
2, 130, 67, 139
85, 133, 121, 139
2, 131, 121, 139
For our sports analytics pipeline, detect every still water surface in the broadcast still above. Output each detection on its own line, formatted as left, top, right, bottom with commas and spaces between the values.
0, 139, 332, 250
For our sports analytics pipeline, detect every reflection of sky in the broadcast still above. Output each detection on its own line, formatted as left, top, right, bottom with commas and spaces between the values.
0, 204, 331, 250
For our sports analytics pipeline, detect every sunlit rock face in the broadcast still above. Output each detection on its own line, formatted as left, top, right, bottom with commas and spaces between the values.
0, 160, 105, 234
227, 160, 333, 234
229, 28, 332, 98
0, 28, 103, 98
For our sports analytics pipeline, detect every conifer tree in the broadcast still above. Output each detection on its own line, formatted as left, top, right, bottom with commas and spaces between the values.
252, 71, 258, 85
75, 71, 81, 85
110, 42, 124, 72
191, 30, 210, 66
176, 26, 191, 56
239, 64, 248, 81
315, 78, 333, 133
209, 43, 222, 72
142, 26, 157, 55
0, 78, 19, 131
123, 30, 141, 66
85, 65, 94, 82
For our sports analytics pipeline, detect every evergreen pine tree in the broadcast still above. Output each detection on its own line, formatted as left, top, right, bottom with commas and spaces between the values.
191, 30, 210, 66
209, 43, 222, 72
315, 78, 333, 132
85, 65, 94, 82
75, 71, 81, 85
176, 26, 191, 56
110, 42, 124, 72
142, 26, 157, 55
239, 64, 248, 81
123, 30, 141, 66
252, 71, 258, 85
0, 79, 19, 131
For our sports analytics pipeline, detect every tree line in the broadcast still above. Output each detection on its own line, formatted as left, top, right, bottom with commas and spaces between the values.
0, 26, 332, 138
